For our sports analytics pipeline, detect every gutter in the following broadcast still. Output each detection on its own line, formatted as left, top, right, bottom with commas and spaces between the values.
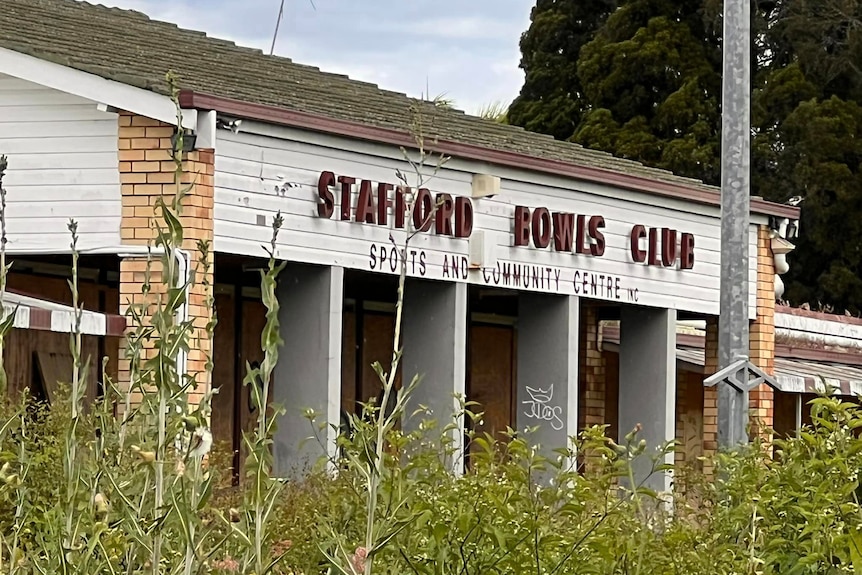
178, 90, 801, 220
8, 245, 191, 381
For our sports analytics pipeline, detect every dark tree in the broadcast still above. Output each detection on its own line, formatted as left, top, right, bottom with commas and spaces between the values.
575, 0, 723, 184
507, 0, 616, 141
510, 0, 862, 313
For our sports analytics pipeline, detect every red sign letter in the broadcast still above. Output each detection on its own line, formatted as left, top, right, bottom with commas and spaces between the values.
356, 180, 375, 224
661, 228, 678, 267
680, 233, 695, 269
377, 182, 393, 226
552, 212, 574, 252
435, 193, 454, 236
317, 171, 335, 218
413, 188, 434, 231
588, 216, 606, 256
514, 206, 531, 246
337, 175, 355, 221
532, 207, 551, 248
630, 225, 647, 262
454, 197, 473, 238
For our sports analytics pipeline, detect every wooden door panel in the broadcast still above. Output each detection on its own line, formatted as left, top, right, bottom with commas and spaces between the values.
360, 313, 401, 409
239, 299, 267, 441
211, 292, 236, 451
469, 325, 514, 443
342, 310, 357, 414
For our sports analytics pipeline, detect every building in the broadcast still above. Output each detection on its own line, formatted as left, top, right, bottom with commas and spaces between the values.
0, 0, 804, 489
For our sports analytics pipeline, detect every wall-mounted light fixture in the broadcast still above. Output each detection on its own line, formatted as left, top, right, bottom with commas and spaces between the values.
471, 173, 501, 198
216, 118, 243, 133
170, 128, 197, 156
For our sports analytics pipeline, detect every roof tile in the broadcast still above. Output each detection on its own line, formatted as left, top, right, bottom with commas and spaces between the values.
0, 0, 723, 195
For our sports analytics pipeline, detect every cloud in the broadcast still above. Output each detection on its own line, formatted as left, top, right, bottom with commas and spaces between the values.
375, 16, 523, 41
79, 0, 533, 115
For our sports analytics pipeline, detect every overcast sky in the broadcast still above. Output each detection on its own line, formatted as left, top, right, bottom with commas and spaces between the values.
87, 0, 534, 114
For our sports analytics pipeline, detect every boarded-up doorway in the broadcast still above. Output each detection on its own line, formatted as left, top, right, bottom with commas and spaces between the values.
467, 323, 516, 447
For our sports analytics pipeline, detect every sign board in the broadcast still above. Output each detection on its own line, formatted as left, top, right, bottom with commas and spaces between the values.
213, 128, 760, 316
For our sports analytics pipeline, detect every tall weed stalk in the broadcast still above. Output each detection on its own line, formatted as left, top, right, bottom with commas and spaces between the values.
224, 214, 288, 575
317, 101, 451, 575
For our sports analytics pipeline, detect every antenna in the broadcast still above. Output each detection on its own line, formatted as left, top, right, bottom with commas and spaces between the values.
270, 0, 317, 56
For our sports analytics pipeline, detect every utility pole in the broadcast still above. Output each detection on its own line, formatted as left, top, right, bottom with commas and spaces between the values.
718, 0, 752, 447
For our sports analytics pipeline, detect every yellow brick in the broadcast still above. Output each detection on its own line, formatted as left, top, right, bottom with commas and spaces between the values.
133, 184, 166, 196
147, 172, 176, 184
119, 150, 146, 162
131, 116, 163, 127
132, 162, 162, 172
119, 127, 146, 139
124, 195, 149, 206
146, 126, 175, 139
131, 139, 162, 150
120, 172, 146, 184
145, 149, 173, 162
123, 217, 151, 228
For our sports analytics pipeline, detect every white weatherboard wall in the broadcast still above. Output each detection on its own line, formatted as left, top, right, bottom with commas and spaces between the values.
0, 73, 121, 251
214, 123, 762, 317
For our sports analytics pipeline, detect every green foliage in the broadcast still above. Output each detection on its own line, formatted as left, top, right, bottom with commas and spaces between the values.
0, 76, 286, 575
476, 101, 509, 124
510, 0, 862, 314
576, 0, 723, 183
508, 0, 616, 140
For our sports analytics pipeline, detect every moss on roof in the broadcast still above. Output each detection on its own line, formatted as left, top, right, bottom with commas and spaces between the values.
0, 0, 718, 193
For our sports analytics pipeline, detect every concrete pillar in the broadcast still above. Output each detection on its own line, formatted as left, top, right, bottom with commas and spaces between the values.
272, 264, 343, 476
619, 306, 676, 493
402, 280, 468, 470
516, 294, 579, 456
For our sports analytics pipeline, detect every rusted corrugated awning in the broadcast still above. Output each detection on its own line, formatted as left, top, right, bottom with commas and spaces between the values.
601, 322, 862, 396
673, 346, 862, 396
1, 291, 126, 337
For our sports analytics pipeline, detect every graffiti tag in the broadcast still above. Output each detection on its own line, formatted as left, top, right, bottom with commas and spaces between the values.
522, 384, 564, 431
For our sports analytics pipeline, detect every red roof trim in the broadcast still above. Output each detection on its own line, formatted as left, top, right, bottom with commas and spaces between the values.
603, 323, 862, 365
3, 289, 127, 337
776, 344, 862, 366
179, 90, 800, 220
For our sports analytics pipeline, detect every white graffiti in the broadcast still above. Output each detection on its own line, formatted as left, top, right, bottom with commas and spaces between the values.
522, 384, 564, 431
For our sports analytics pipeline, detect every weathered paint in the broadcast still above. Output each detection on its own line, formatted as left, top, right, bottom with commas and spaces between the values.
214, 124, 764, 317
0, 73, 121, 250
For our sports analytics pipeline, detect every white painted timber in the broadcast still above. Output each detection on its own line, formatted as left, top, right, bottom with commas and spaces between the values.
0, 47, 195, 129
775, 311, 862, 351
0, 73, 122, 250
215, 122, 762, 317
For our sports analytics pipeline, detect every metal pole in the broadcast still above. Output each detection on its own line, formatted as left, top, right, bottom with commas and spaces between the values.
718, 0, 751, 447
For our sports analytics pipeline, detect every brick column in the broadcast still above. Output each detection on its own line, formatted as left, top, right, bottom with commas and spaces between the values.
702, 316, 719, 476
749, 225, 776, 438
117, 112, 215, 406
578, 305, 606, 433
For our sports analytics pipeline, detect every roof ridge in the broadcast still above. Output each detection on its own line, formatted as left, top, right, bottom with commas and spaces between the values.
0, 0, 793, 212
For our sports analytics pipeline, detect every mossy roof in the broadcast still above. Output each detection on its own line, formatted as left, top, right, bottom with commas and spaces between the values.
0, 0, 724, 197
